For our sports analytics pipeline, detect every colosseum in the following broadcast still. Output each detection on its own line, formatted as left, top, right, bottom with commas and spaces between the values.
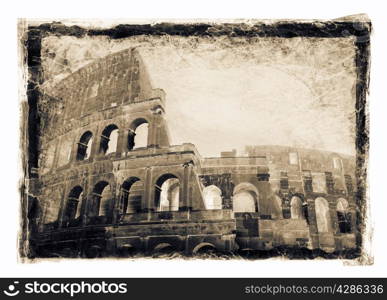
25, 48, 360, 258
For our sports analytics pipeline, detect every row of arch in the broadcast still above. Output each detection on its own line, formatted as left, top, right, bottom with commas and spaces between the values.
277, 196, 352, 234
61, 179, 261, 226
202, 186, 353, 235
275, 195, 352, 234
315, 197, 352, 234
62, 241, 220, 258
201, 184, 352, 234
117, 241, 217, 257
76, 118, 149, 161
202, 183, 259, 212
59, 178, 352, 235
61, 173, 183, 226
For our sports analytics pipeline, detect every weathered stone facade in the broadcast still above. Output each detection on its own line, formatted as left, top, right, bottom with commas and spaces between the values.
28, 48, 359, 258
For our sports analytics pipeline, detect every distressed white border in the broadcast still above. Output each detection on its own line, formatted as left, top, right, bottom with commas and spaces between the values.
1, 0, 386, 277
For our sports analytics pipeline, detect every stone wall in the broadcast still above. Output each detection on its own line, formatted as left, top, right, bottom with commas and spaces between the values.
32, 49, 359, 257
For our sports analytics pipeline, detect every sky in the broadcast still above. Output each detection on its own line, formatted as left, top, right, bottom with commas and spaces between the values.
42, 33, 357, 157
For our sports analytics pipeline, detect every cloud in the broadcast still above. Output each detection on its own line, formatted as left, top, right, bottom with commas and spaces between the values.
42, 35, 356, 157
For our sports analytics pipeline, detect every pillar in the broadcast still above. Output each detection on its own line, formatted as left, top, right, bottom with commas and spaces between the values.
148, 114, 159, 147
256, 173, 272, 217
111, 183, 122, 224
115, 127, 126, 158
57, 184, 71, 228
142, 167, 154, 213
87, 125, 100, 162
328, 200, 339, 234
180, 164, 193, 211
306, 199, 319, 249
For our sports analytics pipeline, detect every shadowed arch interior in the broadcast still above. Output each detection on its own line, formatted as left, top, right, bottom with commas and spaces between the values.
91, 181, 113, 218
192, 242, 216, 254
120, 177, 142, 213
154, 174, 180, 211
63, 186, 83, 225
77, 131, 93, 161
99, 124, 119, 155
153, 243, 175, 254
128, 118, 149, 150
337, 198, 351, 233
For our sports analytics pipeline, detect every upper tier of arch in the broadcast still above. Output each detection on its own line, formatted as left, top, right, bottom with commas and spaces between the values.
44, 48, 165, 122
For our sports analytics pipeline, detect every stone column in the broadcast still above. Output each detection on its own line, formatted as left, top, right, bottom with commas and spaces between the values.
148, 114, 158, 147
80, 179, 90, 227
88, 125, 100, 162
50, 138, 61, 170
349, 204, 358, 235
181, 164, 193, 211
115, 127, 126, 158
306, 199, 319, 249
256, 173, 271, 217
328, 199, 339, 234
142, 167, 154, 213
57, 184, 70, 228
111, 182, 121, 224
148, 110, 166, 148
69, 134, 79, 165
82, 177, 97, 226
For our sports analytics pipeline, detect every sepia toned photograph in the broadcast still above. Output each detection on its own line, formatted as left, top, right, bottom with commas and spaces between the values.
18, 16, 371, 261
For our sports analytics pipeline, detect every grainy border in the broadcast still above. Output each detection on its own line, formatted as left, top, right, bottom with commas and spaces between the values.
19, 18, 371, 262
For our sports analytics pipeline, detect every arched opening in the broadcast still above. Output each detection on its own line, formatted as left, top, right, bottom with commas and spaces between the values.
271, 194, 283, 219
192, 242, 217, 254
232, 183, 259, 213
154, 174, 180, 211
63, 186, 83, 225
92, 181, 113, 218
128, 119, 149, 150
153, 243, 175, 255
76, 131, 93, 161
290, 196, 304, 219
99, 124, 119, 155
315, 197, 332, 233
337, 198, 351, 233
202, 185, 222, 210
120, 177, 143, 214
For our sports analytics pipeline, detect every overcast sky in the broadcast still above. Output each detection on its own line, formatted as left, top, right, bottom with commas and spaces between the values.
42, 33, 357, 157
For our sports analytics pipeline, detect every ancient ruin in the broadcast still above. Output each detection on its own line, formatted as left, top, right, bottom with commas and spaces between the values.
25, 48, 359, 258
